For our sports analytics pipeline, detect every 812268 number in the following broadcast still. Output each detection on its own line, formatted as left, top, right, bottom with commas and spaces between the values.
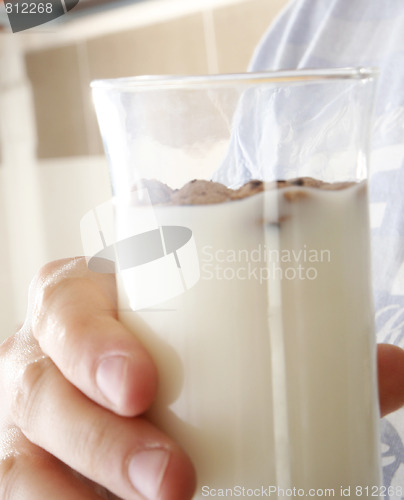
5, 2, 53, 14
355, 485, 403, 497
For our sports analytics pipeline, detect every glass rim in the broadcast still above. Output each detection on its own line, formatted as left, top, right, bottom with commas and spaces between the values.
90, 67, 378, 91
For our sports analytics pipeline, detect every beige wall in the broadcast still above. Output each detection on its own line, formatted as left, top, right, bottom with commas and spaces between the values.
0, 172, 14, 334
0, 0, 288, 337
25, 0, 288, 159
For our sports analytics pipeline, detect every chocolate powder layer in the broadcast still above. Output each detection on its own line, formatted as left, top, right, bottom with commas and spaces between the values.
136, 177, 357, 205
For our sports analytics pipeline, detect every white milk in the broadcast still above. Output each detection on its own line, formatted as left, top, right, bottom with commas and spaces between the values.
117, 182, 381, 499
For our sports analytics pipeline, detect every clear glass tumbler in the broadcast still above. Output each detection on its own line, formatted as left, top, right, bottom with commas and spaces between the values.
90, 69, 381, 498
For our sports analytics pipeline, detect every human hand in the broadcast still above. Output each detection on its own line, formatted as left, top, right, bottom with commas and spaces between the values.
378, 342, 404, 417
1, 258, 404, 499
0, 257, 196, 500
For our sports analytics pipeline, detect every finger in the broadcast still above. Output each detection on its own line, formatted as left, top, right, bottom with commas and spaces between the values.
0, 426, 109, 500
5, 347, 196, 500
29, 258, 158, 417
377, 343, 404, 417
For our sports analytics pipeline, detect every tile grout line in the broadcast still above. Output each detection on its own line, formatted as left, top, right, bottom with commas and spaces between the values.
202, 9, 219, 75
76, 41, 98, 156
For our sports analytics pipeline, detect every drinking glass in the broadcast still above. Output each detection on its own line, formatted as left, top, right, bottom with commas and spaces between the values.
88, 69, 380, 498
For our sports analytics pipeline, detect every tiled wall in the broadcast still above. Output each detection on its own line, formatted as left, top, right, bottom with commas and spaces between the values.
25, 0, 288, 159
0, 0, 289, 336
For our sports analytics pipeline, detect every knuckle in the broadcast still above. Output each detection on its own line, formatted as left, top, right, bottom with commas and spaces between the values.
0, 335, 16, 361
0, 334, 44, 423
31, 257, 88, 301
31, 258, 84, 303
0, 336, 25, 419
0, 451, 20, 499
74, 414, 136, 489
0, 446, 54, 500
29, 257, 116, 342
31, 262, 71, 313
31, 268, 89, 336
74, 415, 112, 476
34, 258, 87, 286
0, 428, 27, 500
10, 356, 53, 434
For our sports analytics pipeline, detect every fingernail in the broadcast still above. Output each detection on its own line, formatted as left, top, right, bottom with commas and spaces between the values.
128, 448, 170, 499
96, 355, 128, 408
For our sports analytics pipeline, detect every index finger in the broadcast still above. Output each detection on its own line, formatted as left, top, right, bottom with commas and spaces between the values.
28, 257, 158, 417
